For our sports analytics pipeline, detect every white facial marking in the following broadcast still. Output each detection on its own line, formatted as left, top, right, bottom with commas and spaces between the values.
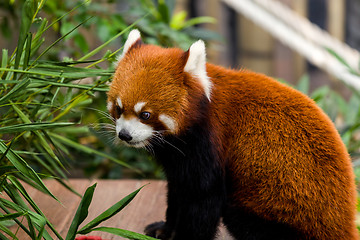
107, 101, 113, 112
116, 97, 123, 109
184, 40, 212, 101
116, 115, 153, 148
116, 29, 141, 63
159, 114, 177, 133
134, 101, 147, 114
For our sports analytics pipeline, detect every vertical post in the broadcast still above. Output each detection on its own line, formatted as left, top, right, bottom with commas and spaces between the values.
292, 0, 308, 81
328, 0, 345, 41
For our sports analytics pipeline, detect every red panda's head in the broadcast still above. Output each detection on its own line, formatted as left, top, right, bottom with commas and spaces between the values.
107, 29, 211, 148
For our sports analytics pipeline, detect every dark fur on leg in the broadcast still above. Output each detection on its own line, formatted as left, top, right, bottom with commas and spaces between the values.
223, 206, 303, 240
144, 221, 173, 239
150, 101, 226, 240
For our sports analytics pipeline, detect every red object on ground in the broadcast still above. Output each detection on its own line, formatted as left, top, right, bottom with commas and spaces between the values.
75, 236, 106, 240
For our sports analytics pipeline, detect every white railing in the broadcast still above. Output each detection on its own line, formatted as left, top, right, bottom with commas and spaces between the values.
223, 0, 360, 91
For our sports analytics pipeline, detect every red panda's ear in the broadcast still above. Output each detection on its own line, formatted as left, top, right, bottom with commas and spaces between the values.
117, 29, 143, 62
184, 40, 212, 100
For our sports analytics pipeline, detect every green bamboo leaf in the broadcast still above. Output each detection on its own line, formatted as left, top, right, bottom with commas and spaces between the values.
3, 180, 28, 210
33, 142, 67, 179
1, 48, 8, 68
87, 227, 158, 240
11, 104, 66, 171
51, 95, 89, 122
0, 198, 23, 214
296, 74, 309, 95
65, 183, 97, 240
182, 16, 216, 29
158, 0, 170, 23
0, 122, 74, 134
0, 212, 25, 221
27, 211, 47, 240
25, 213, 37, 240
170, 11, 187, 30
78, 185, 146, 234
7, 175, 48, 216
0, 139, 14, 163
326, 47, 352, 70
78, 19, 143, 61
0, 166, 17, 175
14, 0, 38, 72
31, 79, 108, 92
0, 141, 58, 201
3, 185, 54, 240
48, 132, 136, 171
31, 16, 93, 66
23, 32, 32, 70
0, 78, 31, 105
0, 224, 18, 240
0, 67, 112, 79
0, 199, 31, 237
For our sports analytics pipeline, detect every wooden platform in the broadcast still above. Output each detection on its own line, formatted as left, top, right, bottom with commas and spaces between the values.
9, 179, 233, 240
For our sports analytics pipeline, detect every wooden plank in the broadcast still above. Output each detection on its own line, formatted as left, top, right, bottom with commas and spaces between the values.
8, 179, 233, 239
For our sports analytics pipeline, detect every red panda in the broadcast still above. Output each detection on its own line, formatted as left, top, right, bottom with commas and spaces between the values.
107, 29, 359, 240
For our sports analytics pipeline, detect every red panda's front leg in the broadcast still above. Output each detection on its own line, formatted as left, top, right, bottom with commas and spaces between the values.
171, 195, 224, 240
145, 183, 224, 240
144, 187, 178, 239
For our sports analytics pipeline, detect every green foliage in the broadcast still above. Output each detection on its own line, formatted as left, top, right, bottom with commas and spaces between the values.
67, 183, 156, 240
0, 0, 162, 239
123, 0, 222, 49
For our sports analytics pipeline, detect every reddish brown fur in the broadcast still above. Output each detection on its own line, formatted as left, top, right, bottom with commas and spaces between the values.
108, 43, 358, 239
206, 64, 358, 239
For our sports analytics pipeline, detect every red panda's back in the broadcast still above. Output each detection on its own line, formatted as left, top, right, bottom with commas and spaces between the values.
207, 63, 358, 239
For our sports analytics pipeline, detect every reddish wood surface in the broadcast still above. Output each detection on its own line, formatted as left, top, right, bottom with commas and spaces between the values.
8, 179, 233, 240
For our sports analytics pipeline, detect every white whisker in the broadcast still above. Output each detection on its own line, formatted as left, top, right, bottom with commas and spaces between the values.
86, 107, 115, 123
150, 130, 186, 156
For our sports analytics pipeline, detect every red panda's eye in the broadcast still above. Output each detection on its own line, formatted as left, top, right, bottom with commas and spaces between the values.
139, 111, 151, 120
115, 105, 122, 118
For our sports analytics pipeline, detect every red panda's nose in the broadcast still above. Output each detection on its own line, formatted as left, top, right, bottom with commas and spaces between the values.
118, 129, 133, 142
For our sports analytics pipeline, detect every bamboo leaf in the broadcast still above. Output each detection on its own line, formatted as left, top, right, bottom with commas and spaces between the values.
1, 48, 8, 78
31, 16, 93, 66
0, 78, 31, 105
48, 132, 136, 171
0, 224, 18, 240
65, 183, 97, 240
182, 16, 216, 29
87, 227, 158, 240
0, 199, 32, 237
0, 141, 58, 201
23, 32, 32, 70
296, 74, 310, 95
0, 212, 25, 221
78, 19, 143, 61
326, 47, 352, 70
0, 67, 113, 79
158, 0, 170, 23
78, 185, 146, 234
14, 0, 38, 71
11, 103, 66, 170
0, 122, 74, 134
31, 78, 108, 92
51, 95, 89, 122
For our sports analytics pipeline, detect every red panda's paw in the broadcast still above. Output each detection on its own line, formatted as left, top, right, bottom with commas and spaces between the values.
144, 221, 173, 240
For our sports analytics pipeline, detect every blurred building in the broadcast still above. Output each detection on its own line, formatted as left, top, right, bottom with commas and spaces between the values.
179, 0, 359, 94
